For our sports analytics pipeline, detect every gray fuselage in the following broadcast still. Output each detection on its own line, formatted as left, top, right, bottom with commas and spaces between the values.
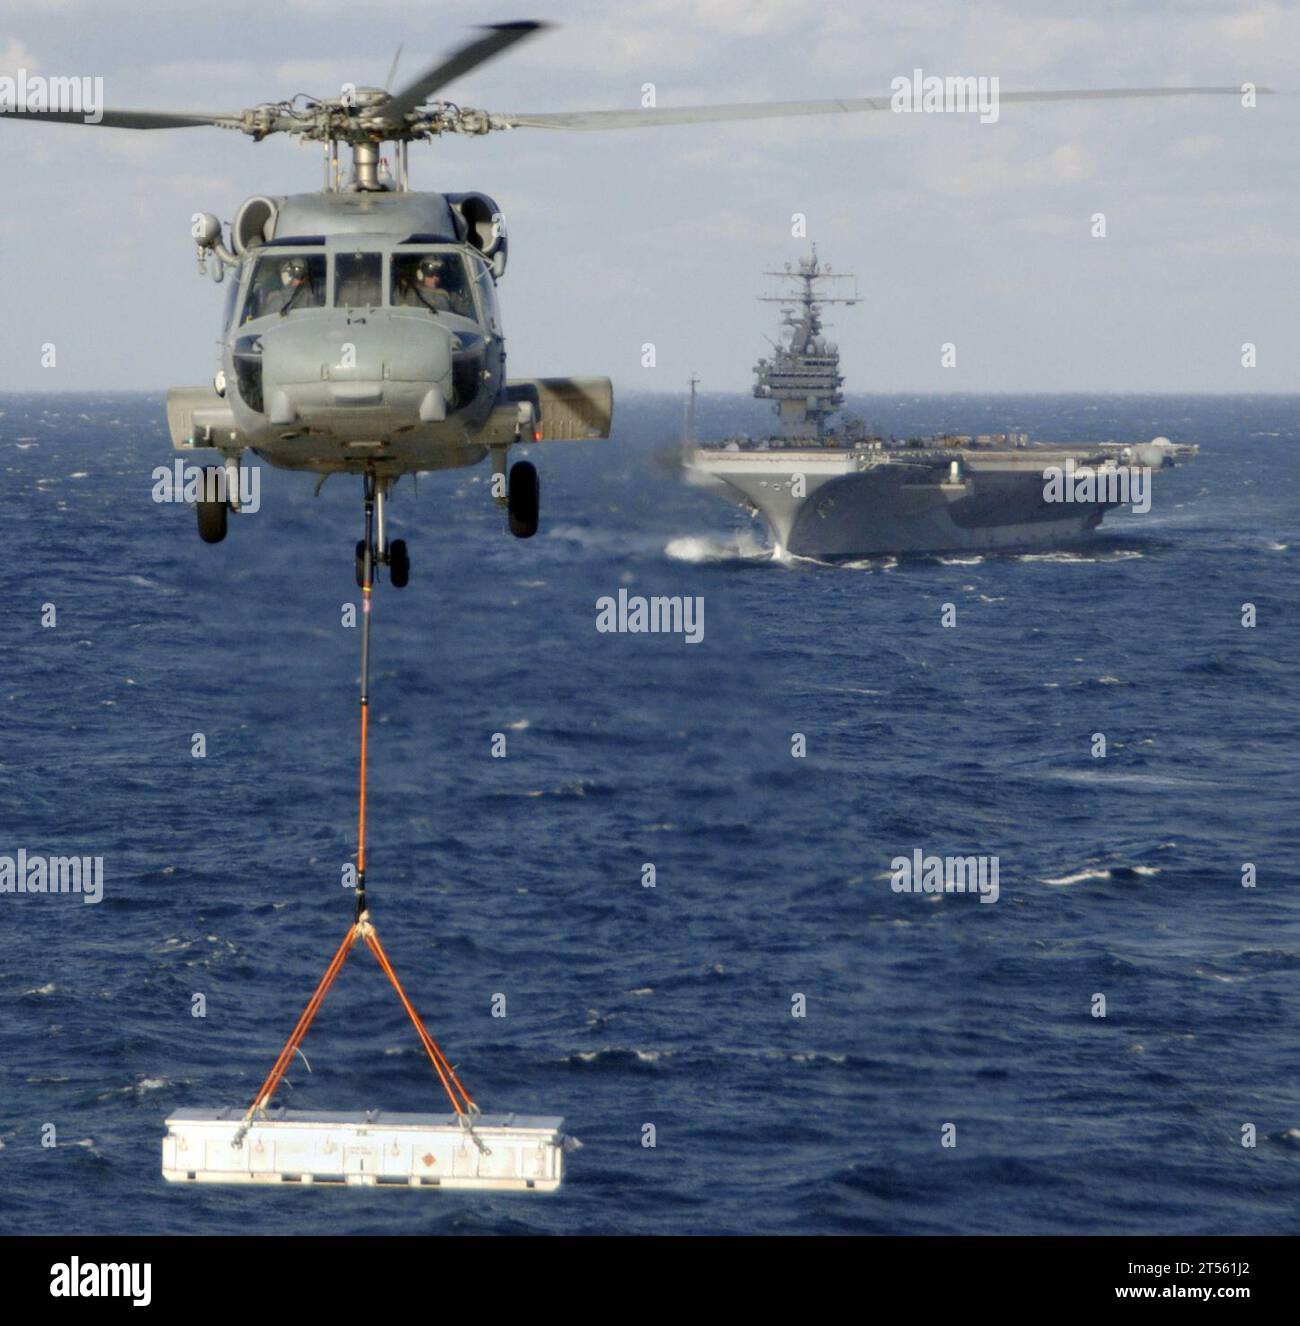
221, 191, 504, 476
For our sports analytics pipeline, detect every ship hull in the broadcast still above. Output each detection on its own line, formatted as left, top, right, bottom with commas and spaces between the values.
687, 446, 1173, 559
785, 466, 1106, 558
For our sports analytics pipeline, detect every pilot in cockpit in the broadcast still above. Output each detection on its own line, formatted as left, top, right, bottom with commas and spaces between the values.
263, 257, 316, 317
394, 255, 458, 314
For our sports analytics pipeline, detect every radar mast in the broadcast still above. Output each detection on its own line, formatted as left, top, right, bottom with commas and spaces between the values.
753, 246, 859, 443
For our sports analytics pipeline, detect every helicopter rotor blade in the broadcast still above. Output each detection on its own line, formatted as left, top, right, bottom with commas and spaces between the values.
384, 20, 547, 120
384, 43, 406, 94
497, 85, 1262, 131
0, 106, 245, 130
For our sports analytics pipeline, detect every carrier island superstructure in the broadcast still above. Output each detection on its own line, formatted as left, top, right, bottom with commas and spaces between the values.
686, 250, 1196, 559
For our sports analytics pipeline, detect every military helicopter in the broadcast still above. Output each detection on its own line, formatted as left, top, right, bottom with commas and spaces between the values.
2, 20, 1254, 585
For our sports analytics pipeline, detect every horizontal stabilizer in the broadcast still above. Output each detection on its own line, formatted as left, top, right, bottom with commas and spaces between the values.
506, 376, 613, 441
167, 386, 244, 451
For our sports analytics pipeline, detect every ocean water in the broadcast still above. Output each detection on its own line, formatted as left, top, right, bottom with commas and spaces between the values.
1, 391, 1297, 1235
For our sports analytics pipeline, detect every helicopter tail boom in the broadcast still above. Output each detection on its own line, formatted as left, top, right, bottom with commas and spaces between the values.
493, 376, 614, 444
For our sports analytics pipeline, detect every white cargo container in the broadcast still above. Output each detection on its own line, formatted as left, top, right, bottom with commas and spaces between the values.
162, 1108, 567, 1192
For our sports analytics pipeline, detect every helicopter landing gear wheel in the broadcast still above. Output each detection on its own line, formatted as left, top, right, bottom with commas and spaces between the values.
353, 475, 409, 586
196, 467, 228, 544
388, 539, 410, 588
508, 461, 539, 539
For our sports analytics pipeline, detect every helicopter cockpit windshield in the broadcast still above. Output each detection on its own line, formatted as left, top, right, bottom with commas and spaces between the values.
392, 251, 474, 319
236, 248, 485, 324
335, 252, 383, 308
241, 253, 326, 323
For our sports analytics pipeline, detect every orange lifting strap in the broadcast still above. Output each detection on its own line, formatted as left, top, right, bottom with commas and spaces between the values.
242, 913, 477, 1126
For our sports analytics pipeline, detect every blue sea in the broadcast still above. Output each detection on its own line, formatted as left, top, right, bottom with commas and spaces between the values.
1, 391, 1297, 1235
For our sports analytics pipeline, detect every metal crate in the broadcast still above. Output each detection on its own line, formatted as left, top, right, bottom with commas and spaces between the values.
162, 1108, 567, 1192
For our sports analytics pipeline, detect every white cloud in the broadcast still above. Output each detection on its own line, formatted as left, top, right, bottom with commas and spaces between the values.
274, 59, 370, 93
2, 0, 1295, 391
101, 134, 174, 161
1007, 213, 1080, 237
917, 138, 1098, 199
149, 59, 263, 87
0, 37, 38, 77
1169, 133, 1226, 159
1168, 224, 1300, 259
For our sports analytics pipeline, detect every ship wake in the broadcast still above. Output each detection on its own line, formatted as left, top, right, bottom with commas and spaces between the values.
664, 531, 773, 564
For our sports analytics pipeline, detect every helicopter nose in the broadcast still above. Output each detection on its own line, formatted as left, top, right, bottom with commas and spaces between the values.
254, 313, 455, 431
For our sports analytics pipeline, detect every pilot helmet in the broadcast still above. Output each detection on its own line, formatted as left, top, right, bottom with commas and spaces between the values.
281, 258, 308, 285
417, 257, 443, 282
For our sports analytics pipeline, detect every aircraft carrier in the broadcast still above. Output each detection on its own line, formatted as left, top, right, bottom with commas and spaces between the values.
686, 250, 1197, 559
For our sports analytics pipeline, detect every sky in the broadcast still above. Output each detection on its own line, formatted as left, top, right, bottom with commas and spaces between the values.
0, 0, 1296, 394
